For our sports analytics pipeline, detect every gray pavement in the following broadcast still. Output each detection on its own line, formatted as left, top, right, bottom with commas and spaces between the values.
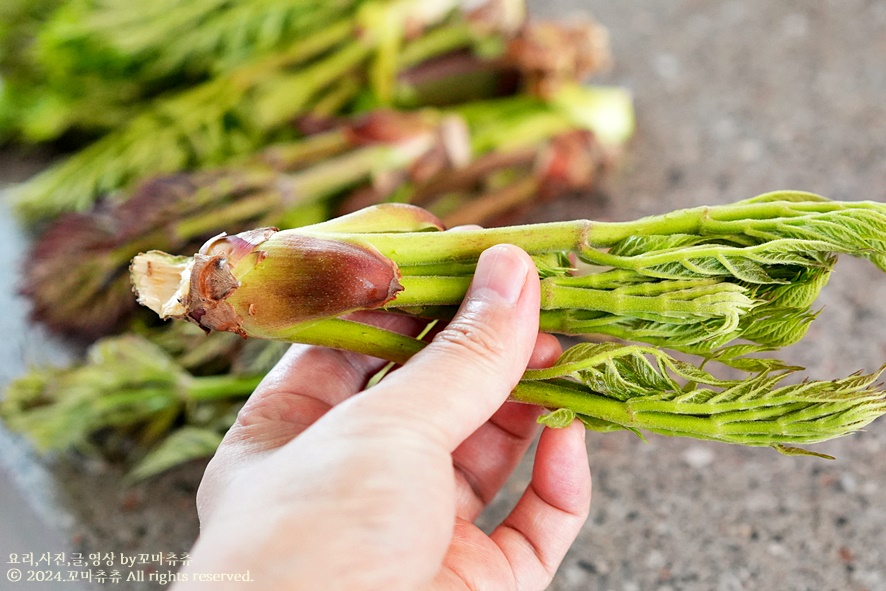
2, 1, 886, 590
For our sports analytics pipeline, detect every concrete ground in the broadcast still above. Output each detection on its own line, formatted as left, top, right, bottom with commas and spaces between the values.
2, 1, 886, 590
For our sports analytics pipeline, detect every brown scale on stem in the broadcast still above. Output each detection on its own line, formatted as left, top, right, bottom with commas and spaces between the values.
133, 227, 405, 340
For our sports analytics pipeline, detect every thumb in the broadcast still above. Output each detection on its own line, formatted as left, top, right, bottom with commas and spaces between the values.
363, 244, 541, 449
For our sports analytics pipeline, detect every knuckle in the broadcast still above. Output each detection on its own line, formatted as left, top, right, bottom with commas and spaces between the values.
433, 309, 508, 370
236, 389, 318, 430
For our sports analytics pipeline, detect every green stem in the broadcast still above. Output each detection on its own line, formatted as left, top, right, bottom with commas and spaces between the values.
337, 197, 886, 269
310, 75, 364, 116
287, 135, 436, 201
214, 10, 356, 85
395, 274, 748, 324
512, 380, 624, 415
255, 129, 352, 172
273, 318, 428, 365
509, 381, 749, 445
186, 374, 266, 402
344, 220, 591, 266
398, 21, 480, 68
575, 197, 876, 247
539, 283, 744, 321
253, 39, 373, 129
439, 174, 539, 227
271, 18, 356, 70
394, 276, 472, 306
471, 111, 575, 154
174, 189, 285, 239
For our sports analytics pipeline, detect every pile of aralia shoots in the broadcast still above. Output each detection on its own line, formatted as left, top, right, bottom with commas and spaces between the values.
132, 191, 886, 458
2, 0, 633, 481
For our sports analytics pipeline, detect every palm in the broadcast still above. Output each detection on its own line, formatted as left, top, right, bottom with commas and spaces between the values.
196, 310, 590, 590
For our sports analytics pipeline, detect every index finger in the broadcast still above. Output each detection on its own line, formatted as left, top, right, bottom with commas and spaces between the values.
236, 311, 427, 445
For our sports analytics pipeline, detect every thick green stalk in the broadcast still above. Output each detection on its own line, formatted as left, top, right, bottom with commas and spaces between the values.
394, 276, 473, 306
252, 129, 353, 172
396, 275, 751, 325
274, 318, 427, 365
335, 219, 590, 265
131, 193, 886, 361
512, 381, 843, 446
186, 374, 266, 401
436, 174, 540, 227
398, 20, 480, 68
325, 193, 886, 271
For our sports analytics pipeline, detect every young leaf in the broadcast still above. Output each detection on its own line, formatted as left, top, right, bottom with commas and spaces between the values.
514, 344, 886, 454
125, 427, 225, 484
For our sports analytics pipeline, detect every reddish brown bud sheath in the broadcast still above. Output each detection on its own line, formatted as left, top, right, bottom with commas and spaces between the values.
132, 226, 403, 339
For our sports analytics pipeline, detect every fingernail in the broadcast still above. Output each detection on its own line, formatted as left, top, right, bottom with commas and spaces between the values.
469, 244, 529, 305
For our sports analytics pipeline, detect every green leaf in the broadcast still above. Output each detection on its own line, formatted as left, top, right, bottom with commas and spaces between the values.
575, 414, 640, 437
525, 342, 728, 401
761, 264, 833, 309
125, 427, 224, 484
736, 190, 830, 204
608, 234, 711, 257
230, 340, 289, 376
515, 343, 886, 454
716, 255, 776, 284
739, 307, 818, 348
772, 444, 834, 460
537, 408, 577, 428
536, 406, 640, 436
704, 345, 801, 372
532, 252, 573, 279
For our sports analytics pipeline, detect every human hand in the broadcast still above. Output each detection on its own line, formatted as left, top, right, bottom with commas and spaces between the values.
178, 244, 592, 590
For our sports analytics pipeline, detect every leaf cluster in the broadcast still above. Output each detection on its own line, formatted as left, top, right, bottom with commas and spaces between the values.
561, 196, 886, 357
0, 333, 266, 481
526, 343, 886, 457
1, 0, 362, 143
8, 0, 504, 222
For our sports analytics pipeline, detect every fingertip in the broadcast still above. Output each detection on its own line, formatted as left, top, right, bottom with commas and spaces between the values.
535, 421, 592, 516
468, 244, 536, 308
489, 421, 591, 588
528, 333, 563, 369
447, 224, 483, 232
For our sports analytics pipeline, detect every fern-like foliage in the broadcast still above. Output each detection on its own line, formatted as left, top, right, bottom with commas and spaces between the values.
550, 196, 886, 356
4, 0, 364, 141
0, 334, 262, 480
521, 342, 886, 456
11, 0, 486, 221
